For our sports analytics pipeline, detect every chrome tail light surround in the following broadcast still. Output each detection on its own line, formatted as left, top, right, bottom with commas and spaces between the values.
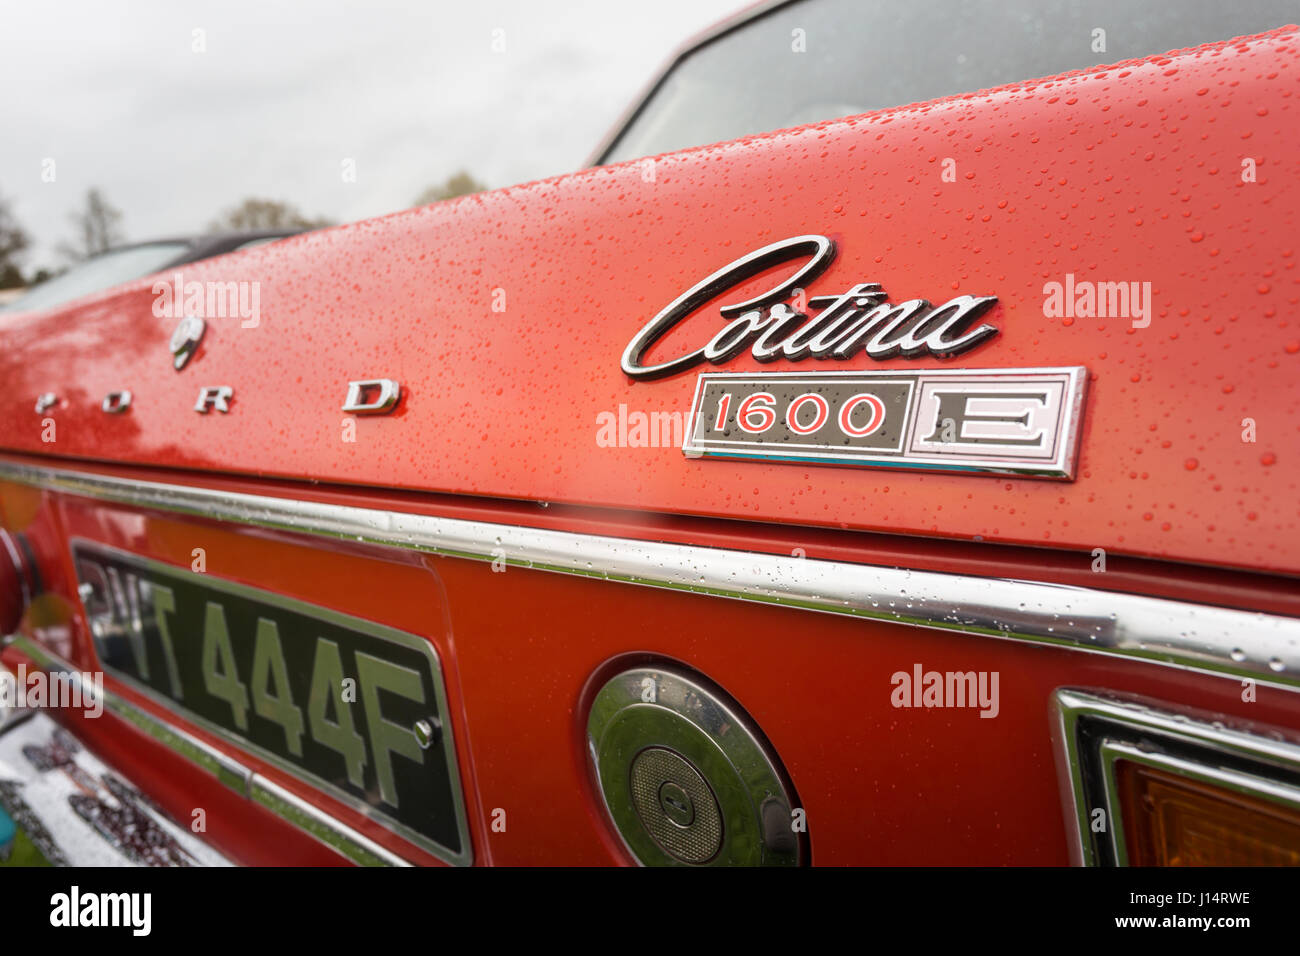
1052, 689, 1300, 866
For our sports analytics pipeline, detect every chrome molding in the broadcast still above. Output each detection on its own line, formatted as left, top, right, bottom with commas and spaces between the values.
1, 458, 1299, 693
6, 634, 410, 867
1052, 689, 1300, 866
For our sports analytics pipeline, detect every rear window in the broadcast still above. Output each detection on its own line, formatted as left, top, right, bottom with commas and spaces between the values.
4, 241, 190, 313
599, 0, 1298, 164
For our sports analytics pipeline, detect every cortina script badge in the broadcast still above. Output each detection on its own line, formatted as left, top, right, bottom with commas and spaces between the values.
623, 235, 1088, 480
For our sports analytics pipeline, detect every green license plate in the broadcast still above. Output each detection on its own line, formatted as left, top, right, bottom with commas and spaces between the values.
72, 540, 469, 864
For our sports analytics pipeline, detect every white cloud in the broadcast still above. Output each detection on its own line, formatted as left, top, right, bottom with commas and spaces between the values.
0, 0, 741, 267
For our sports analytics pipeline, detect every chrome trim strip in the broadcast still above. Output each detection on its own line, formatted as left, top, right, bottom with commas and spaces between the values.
2, 458, 1299, 691
246, 774, 405, 868
1052, 689, 1300, 866
6, 635, 410, 867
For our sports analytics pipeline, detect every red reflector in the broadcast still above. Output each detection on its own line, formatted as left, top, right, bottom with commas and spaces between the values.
0, 529, 32, 635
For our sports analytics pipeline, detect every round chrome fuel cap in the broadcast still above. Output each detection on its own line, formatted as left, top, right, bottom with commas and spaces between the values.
587, 666, 803, 866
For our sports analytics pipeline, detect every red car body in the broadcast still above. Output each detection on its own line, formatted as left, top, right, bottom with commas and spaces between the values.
0, 19, 1297, 865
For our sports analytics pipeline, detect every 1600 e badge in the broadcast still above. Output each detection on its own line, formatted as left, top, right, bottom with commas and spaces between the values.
684, 367, 1088, 479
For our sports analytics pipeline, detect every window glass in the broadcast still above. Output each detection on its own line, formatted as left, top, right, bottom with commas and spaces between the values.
601, 0, 1298, 164
6, 242, 191, 312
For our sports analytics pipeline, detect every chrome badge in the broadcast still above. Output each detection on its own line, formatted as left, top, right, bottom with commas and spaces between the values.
169, 314, 205, 370
100, 390, 132, 414
683, 367, 1088, 479
342, 379, 402, 415
623, 235, 998, 380
194, 386, 233, 414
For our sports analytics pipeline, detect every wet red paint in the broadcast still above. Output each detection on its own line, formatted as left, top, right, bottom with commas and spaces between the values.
1, 28, 1297, 575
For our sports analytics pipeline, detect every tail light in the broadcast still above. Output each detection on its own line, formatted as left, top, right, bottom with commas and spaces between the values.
1117, 760, 1300, 866
0, 528, 36, 635
1054, 689, 1300, 866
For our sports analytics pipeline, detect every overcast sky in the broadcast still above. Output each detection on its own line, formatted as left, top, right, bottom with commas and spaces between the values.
0, 0, 743, 267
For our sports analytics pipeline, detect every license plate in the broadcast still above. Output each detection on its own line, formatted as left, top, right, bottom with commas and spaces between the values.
71, 540, 469, 864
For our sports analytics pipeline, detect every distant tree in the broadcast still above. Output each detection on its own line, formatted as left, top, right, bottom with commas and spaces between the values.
413, 171, 486, 207
57, 188, 124, 261
0, 189, 31, 287
208, 198, 333, 232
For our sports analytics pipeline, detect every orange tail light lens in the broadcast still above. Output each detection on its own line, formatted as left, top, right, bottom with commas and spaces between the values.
1117, 761, 1300, 866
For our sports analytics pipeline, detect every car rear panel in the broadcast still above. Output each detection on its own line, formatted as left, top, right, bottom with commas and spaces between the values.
2, 27, 1298, 866
1, 29, 1296, 573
